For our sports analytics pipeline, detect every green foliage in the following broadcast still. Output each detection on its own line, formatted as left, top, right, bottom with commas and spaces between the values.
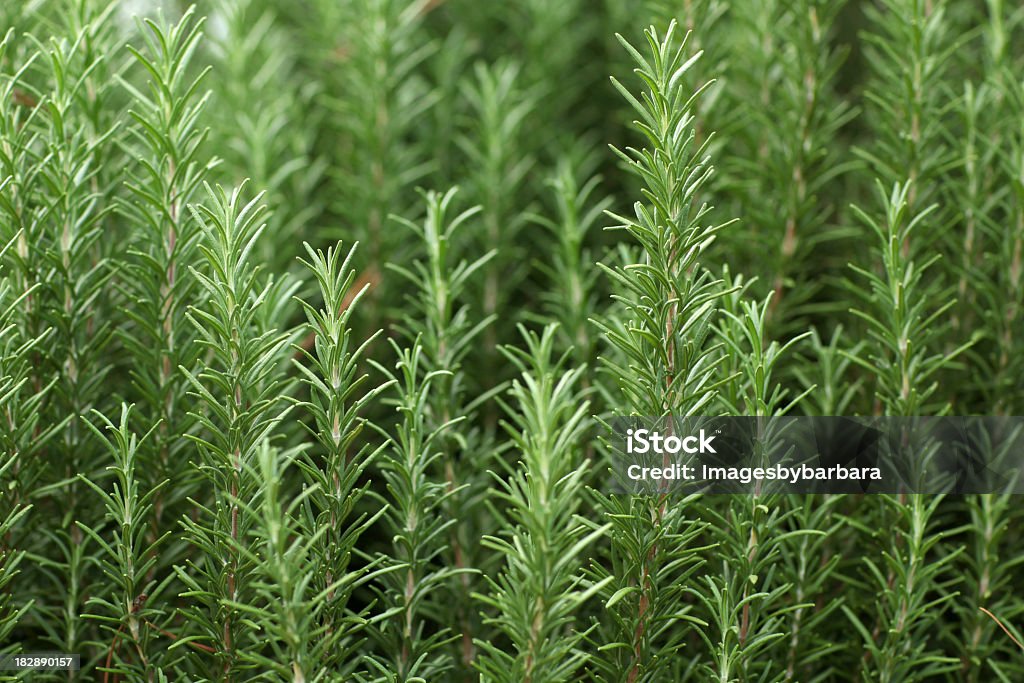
291, 238, 391, 675
176, 181, 299, 677
0, 233, 34, 663
597, 22, 732, 419
533, 148, 612, 368
476, 324, 608, 683
117, 5, 215, 530
205, 0, 326, 275
370, 339, 462, 681
846, 182, 970, 417
78, 405, 169, 680
2, 2, 1024, 681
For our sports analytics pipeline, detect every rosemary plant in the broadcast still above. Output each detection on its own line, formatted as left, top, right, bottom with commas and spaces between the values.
370, 339, 461, 681
2, 1, 1024, 680
476, 324, 608, 683
590, 22, 733, 682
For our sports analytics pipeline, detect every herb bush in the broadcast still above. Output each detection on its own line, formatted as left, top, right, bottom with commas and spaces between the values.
1, 0, 1023, 680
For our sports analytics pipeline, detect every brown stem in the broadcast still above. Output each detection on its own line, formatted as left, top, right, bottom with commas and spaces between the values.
979, 607, 1024, 651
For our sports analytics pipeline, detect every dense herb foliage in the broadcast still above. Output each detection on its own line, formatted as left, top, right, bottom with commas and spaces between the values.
2, 1, 1024, 681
